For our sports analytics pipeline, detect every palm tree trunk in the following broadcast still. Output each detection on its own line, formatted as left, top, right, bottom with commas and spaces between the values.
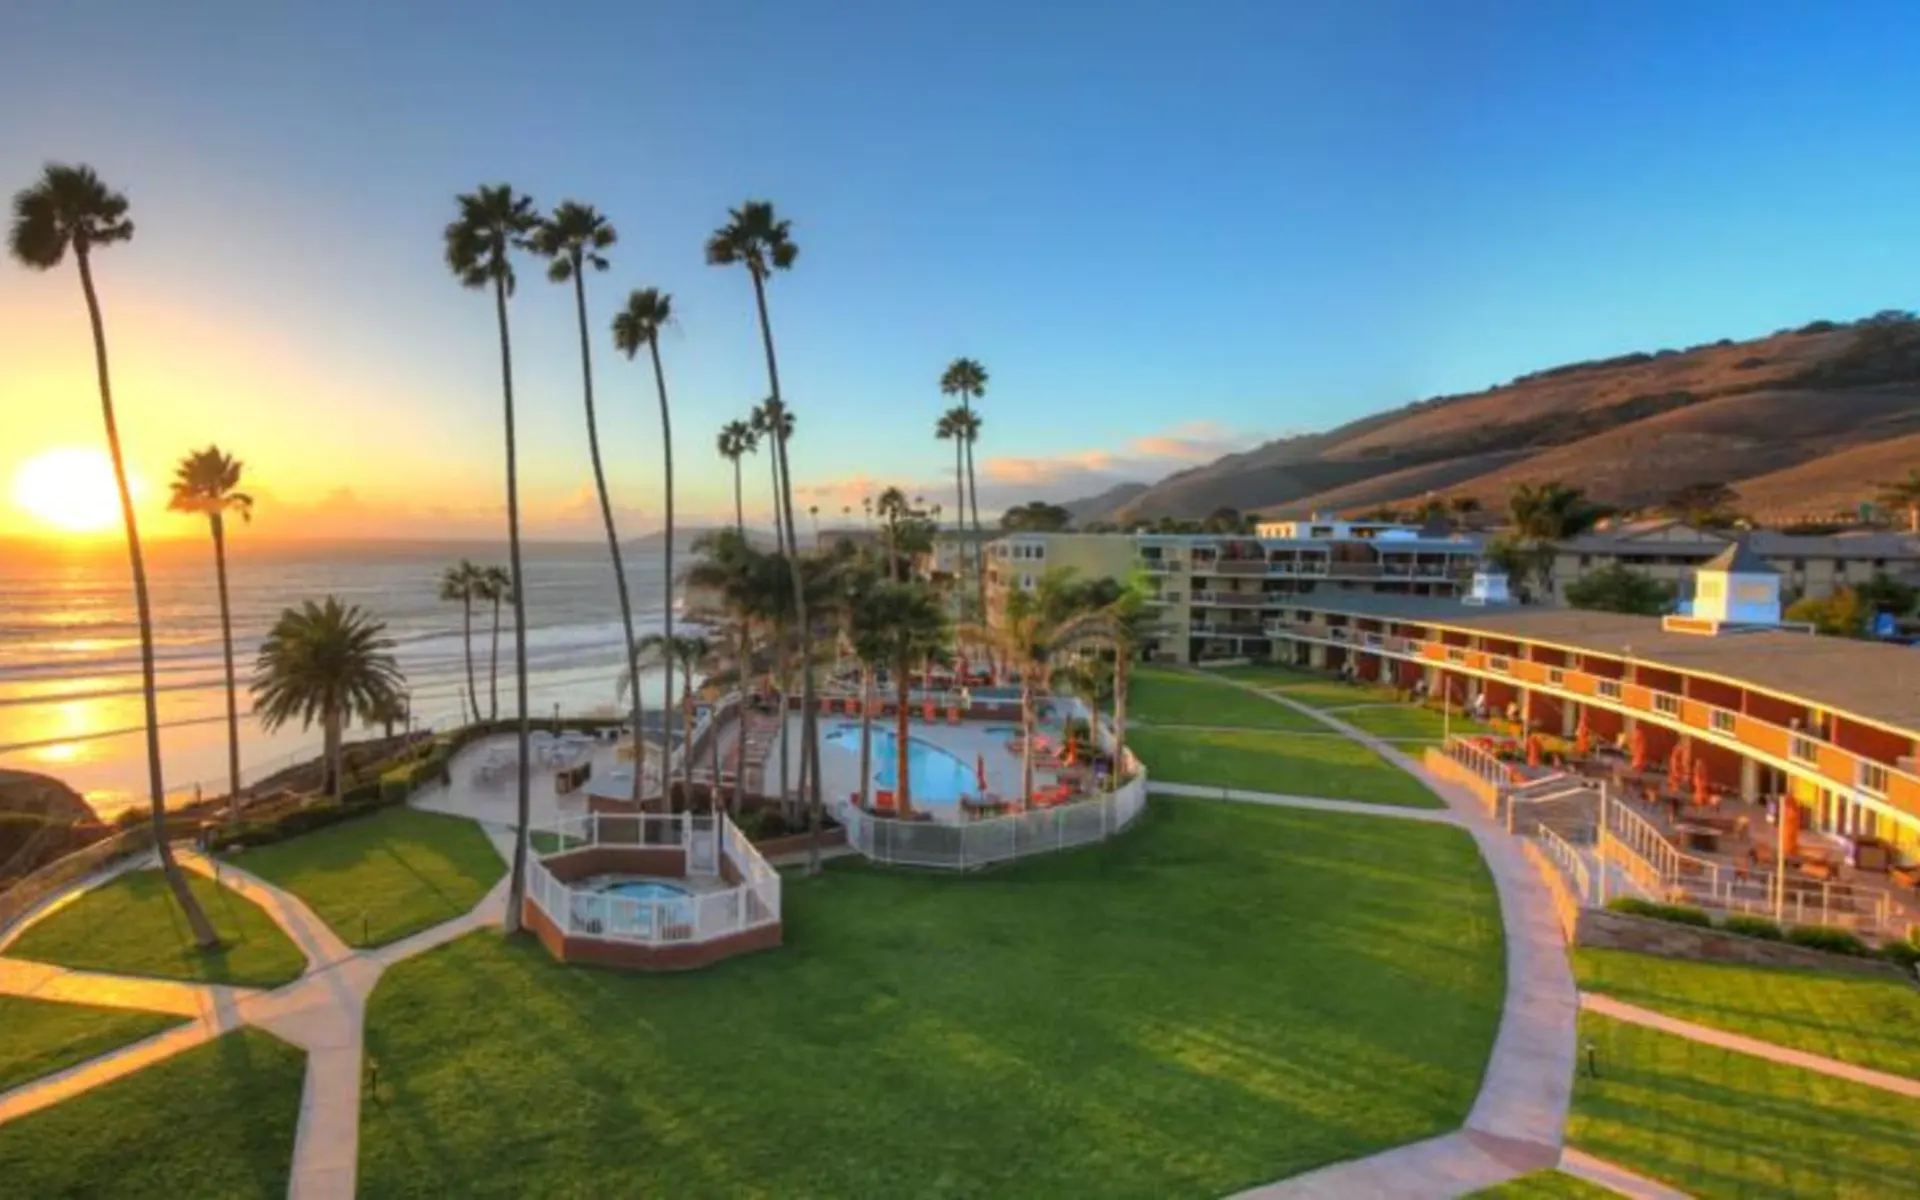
732, 460, 744, 533
488, 597, 502, 722
708, 679, 723, 813
325, 709, 344, 801
768, 450, 785, 549
749, 270, 823, 871
651, 340, 676, 812
211, 514, 243, 823
1021, 676, 1035, 805
732, 624, 750, 815
462, 597, 480, 726
681, 673, 696, 804
964, 427, 985, 622
75, 247, 217, 949
858, 666, 874, 810
895, 663, 912, 817
952, 439, 967, 605
1114, 656, 1130, 779
494, 274, 534, 935
569, 269, 646, 809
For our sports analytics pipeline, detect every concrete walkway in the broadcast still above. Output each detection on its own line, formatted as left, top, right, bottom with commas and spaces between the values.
1559, 1148, 1694, 1199
1582, 991, 1920, 1098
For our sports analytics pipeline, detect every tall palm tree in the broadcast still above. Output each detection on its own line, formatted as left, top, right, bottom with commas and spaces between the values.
252, 598, 405, 800
717, 419, 756, 533
875, 486, 911, 582
476, 565, 512, 720
167, 446, 253, 823
936, 405, 969, 554
10, 163, 217, 948
625, 633, 715, 806
750, 399, 792, 548
613, 287, 680, 797
809, 504, 820, 542
438, 560, 483, 724
1876, 469, 1920, 533
445, 182, 539, 933
709, 201, 826, 832
530, 201, 646, 805
857, 581, 950, 817
685, 530, 764, 815
940, 357, 989, 618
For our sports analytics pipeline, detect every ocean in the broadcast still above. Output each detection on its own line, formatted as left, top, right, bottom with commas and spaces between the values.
0, 537, 686, 820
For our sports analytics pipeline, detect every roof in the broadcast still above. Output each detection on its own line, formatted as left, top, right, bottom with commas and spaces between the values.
1280, 591, 1920, 732
1557, 527, 1920, 561
1699, 540, 1777, 575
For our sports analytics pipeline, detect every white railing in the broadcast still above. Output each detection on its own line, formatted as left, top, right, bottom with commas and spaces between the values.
524, 810, 781, 947
1444, 736, 1508, 787
1538, 824, 1594, 907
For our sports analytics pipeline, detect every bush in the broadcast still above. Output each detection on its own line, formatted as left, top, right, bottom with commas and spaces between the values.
1880, 938, 1920, 971
1784, 925, 1871, 957
1720, 915, 1783, 941
1606, 896, 1713, 927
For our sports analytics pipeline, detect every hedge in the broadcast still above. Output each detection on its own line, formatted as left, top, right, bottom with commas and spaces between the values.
1606, 896, 1713, 927
1605, 896, 1919, 970
218, 732, 465, 851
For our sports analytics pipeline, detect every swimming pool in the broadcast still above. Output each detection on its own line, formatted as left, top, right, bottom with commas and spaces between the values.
573, 877, 694, 937
824, 726, 978, 804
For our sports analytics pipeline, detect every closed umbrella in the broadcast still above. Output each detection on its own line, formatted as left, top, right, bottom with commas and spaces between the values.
1692, 758, 1712, 809
1575, 717, 1592, 758
1668, 743, 1687, 794
1630, 726, 1648, 773
976, 752, 988, 794
1527, 735, 1542, 768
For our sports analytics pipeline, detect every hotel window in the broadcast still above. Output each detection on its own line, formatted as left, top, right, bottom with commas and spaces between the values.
1489, 655, 1510, 673
1445, 648, 1466, 663
1579, 555, 1591, 568
1790, 735, 1817, 764
1858, 761, 1889, 797
1653, 693, 1680, 717
1709, 709, 1735, 735
1547, 668, 1565, 687
1596, 679, 1622, 700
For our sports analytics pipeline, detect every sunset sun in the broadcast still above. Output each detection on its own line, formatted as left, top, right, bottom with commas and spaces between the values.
11, 447, 125, 535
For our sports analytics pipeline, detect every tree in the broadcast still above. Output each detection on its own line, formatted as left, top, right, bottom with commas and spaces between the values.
853, 581, 949, 817
708, 199, 825, 861
1508, 480, 1600, 541
750, 399, 793, 548
716, 419, 757, 533
684, 530, 765, 815
960, 569, 1094, 806
1855, 572, 1919, 622
625, 634, 715, 805
475, 565, 512, 721
167, 445, 253, 823
613, 286, 680, 800
532, 201, 645, 804
935, 405, 971, 589
361, 690, 410, 740
1000, 501, 1073, 532
1663, 480, 1741, 527
940, 358, 989, 620
1563, 563, 1674, 616
252, 598, 405, 801
445, 182, 539, 932
875, 486, 912, 581
1483, 535, 1552, 601
1448, 495, 1482, 519
1786, 589, 1868, 637
1202, 506, 1243, 534
10, 163, 218, 949
1052, 578, 1156, 776
438, 561, 483, 724
1875, 469, 1920, 533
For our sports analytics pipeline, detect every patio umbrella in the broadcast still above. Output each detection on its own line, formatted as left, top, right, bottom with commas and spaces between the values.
1668, 743, 1687, 793
1526, 735, 1542, 768
1575, 718, 1592, 758
976, 752, 988, 793
1630, 727, 1648, 773
1693, 759, 1712, 809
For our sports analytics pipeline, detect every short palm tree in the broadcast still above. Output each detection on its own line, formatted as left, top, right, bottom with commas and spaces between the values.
855, 581, 950, 817
167, 446, 253, 823
960, 571, 1089, 806
940, 357, 989, 616
709, 201, 823, 823
684, 531, 764, 814
717, 419, 757, 532
624, 633, 715, 806
1876, 470, 1920, 533
1051, 580, 1153, 782
875, 486, 911, 581
475, 564, 512, 720
750, 399, 792, 547
438, 560, 483, 724
613, 286, 680, 792
253, 598, 405, 800
532, 201, 646, 804
445, 182, 539, 932
10, 163, 217, 948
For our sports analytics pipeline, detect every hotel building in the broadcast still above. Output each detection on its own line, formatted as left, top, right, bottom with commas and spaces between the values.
1545, 519, 1920, 604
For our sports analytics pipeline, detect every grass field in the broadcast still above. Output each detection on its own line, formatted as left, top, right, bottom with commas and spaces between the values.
1574, 947, 1920, 1080
232, 806, 504, 947
0, 995, 184, 1092
0, 1028, 305, 1198
7, 869, 306, 987
1125, 667, 1323, 731
1570, 1012, 1920, 1198
360, 799, 1504, 1198
1467, 1170, 1615, 1198
1332, 704, 1493, 744
1129, 726, 1444, 808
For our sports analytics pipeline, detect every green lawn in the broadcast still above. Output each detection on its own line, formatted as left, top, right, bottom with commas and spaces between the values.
1126, 667, 1323, 731
1130, 726, 1445, 808
231, 806, 503, 948
1467, 1170, 1615, 1199
1575, 947, 1920, 1080
1571, 1012, 1920, 1199
360, 799, 1505, 1198
1199, 664, 1322, 688
0, 1028, 305, 1198
0, 995, 184, 1092
7, 869, 306, 987
1334, 704, 1493, 744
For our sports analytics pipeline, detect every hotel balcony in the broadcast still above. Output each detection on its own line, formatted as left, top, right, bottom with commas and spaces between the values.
1189, 590, 1269, 608
1192, 620, 1267, 637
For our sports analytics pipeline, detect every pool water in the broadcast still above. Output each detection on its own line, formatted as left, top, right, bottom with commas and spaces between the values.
576, 877, 695, 937
603, 880, 690, 903
824, 726, 978, 804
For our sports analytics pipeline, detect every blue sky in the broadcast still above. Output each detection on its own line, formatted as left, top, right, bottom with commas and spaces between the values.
5, 0, 1920, 537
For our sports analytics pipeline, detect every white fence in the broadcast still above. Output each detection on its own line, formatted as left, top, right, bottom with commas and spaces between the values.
524, 810, 780, 946
839, 778, 1148, 870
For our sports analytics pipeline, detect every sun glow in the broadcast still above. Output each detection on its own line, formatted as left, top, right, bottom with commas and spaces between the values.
11, 447, 126, 535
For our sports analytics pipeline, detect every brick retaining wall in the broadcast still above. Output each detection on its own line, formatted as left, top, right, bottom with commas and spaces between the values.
521, 895, 782, 971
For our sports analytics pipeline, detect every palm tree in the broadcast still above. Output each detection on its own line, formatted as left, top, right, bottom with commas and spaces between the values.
445, 182, 539, 933
1876, 470, 1920, 533
1051, 579, 1153, 782
10, 163, 218, 948
960, 570, 1086, 807
362, 690, 410, 740
875, 486, 911, 582
1448, 494, 1482, 520
613, 286, 680, 785
809, 504, 820, 542
685, 531, 764, 814
750, 399, 793, 548
531, 201, 646, 805
625, 633, 715, 806
709, 201, 825, 831
476, 565, 512, 721
253, 598, 405, 800
936, 404, 970, 554
438, 561, 483, 724
940, 358, 989, 618
854, 580, 949, 817
167, 446, 253, 823
717, 419, 756, 533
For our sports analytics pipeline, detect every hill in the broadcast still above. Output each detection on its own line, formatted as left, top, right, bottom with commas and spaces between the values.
1064, 315, 1920, 525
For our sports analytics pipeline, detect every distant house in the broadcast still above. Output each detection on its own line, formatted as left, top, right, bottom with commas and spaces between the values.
1547, 519, 1920, 604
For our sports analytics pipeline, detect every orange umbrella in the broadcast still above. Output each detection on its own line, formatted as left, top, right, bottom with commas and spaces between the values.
1692, 759, 1712, 808
1667, 743, 1687, 793
1629, 727, 1648, 773
1575, 719, 1592, 758
1781, 795, 1801, 859
1526, 735, 1542, 768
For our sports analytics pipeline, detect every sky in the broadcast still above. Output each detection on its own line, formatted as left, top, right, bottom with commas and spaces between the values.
4, 0, 1920, 542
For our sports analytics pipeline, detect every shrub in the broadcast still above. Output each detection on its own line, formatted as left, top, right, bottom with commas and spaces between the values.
1879, 938, 1920, 971
1784, 925, 1871, 957
1606, 896, 1713, 927
1720, 915, 1783, 941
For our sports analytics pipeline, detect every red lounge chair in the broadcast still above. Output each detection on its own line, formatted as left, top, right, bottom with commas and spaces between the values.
874, 789, 897, 814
